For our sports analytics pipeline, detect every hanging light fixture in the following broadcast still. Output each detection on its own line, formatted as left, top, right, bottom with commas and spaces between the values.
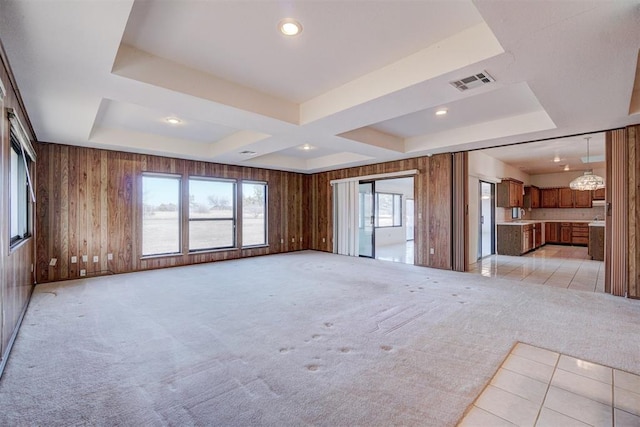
569, 137, 605, 191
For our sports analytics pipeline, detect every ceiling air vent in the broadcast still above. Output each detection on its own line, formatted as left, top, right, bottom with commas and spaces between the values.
239, 150, 257, 156
450, 71, 495, 92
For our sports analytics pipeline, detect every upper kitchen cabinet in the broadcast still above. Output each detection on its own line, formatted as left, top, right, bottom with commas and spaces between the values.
497, 179, 524, 208
558, 187, 574, 208
560, 187, 592, 208
524, 186, 540, 209
593, 188, 605, 200
541, 188, 559, 208
542, 187, 592, 208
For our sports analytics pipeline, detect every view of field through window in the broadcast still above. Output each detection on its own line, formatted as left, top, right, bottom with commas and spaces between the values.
142, 175, 267, 256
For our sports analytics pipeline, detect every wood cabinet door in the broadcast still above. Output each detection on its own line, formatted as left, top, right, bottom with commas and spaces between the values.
530, 187, 540, 208
560, 224, 572, 243
545, 222, 558, 243
574, 190, 592, 208
541, 189, 558, 208
510, 181, 523, 208
535, 223, 542, 247
558, 188, 574, 208
593, 188, 605, 200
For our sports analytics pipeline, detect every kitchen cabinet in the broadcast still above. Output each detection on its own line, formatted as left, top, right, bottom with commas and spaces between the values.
572, 223, 589, 245
541, 188, 559, 208
497, 222, 542, 255
545, 222, 559, 243
497, 179, 524, 208
558, 188, 574, 208
574, 190, 592, 208
524, 186, 540, 209
589, 225, 605, 261
560, 222, 572, 243
593, 188, 605, 200
545, 187, 592, 208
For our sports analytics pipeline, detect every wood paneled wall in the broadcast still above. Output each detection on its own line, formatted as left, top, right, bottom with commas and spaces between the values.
0, 42, 36, 370
608, 129, 629, 297
627, 125, 640, 298
308, 154, 454, 270
35, 143, 310, 283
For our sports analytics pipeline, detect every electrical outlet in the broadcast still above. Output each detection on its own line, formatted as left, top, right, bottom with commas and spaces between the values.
322, 238, 326, 243
49, 258, 57, 266
299, 237, 302, 242
82, 255, 88, 262
291, 238, 295, 242
93, 256, 99, 263
80, 269, 86, 277
107, 253, 113, 261
71, 256, 77, 263
430, 248, 435, 255
280, 239, 284, 244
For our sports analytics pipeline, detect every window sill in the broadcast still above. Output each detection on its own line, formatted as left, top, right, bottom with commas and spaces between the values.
140, 252, 183, 261
187, 247, 240, 255
10, 236, 32, 253
242, 244, 269, 249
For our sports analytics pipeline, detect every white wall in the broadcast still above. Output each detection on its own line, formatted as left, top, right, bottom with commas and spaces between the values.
468, 151, 531, 264
530, 168, 605, 188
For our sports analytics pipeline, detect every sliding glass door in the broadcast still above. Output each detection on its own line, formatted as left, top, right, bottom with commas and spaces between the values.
358, 182, 375, 258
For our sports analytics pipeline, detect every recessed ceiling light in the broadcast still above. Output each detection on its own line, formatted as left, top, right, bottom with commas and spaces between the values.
435, 108, 448, 116
564, 164, 570, 171
301, 144, 311, 150
553, 155, 561, 163
279, 19, 302, 36
165, 117, 182, 125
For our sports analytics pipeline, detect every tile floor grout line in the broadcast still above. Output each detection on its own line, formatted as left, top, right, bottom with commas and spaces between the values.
531, 350, 560, 427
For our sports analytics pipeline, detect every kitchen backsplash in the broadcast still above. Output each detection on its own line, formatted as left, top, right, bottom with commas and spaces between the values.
527, 207, 605, 220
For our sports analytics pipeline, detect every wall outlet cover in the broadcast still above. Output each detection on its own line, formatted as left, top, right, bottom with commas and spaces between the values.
82, 255, 88, 262
71, 256, 77, 263
49, 258, 57, 266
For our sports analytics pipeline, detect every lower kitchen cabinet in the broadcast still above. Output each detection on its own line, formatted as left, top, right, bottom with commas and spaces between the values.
545, 222, 559, 243
497, 223, 542, 255
571, 223, 589, 245
560, 223, 572, 244
589, 226, 605, 261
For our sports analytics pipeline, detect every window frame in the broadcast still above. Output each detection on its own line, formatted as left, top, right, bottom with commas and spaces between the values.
241, 181, 268, 248
187, 176, 237, 253
141, 172, 182, 258
374, 192, 403, 228
9, 134, 32, 248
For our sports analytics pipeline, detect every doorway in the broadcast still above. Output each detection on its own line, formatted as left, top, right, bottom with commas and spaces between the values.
358, 182, 375, 258
478, 181, 495, 259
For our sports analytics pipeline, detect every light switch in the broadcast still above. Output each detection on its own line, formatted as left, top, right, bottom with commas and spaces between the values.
82, 255, 88, 262
93, 256, 99, 263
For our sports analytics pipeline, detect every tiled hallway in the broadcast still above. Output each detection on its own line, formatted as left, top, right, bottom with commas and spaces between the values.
468, 245, 605, 293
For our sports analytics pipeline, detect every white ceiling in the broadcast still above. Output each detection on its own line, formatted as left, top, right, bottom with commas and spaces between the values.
480, 132, 606, 175
0, 1, 639, 174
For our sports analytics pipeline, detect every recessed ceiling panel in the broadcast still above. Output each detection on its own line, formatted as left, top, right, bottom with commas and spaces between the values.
122, 0, 484, 103
95, 99, 237, 144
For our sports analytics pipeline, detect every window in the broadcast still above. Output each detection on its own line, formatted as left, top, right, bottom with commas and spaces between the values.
189, 178, 235, 251
142, 174, 181, 256
10, 135, 31, 246
242, 182, 267, 247
375, 193, 402, 227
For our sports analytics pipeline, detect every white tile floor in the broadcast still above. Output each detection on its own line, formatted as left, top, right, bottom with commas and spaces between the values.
468, 245, 605, 293
459, 343, 640, 427
376, 240, 414, 265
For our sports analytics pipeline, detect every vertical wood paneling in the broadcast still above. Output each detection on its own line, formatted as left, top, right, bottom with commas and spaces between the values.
628, 125, 640, 298
609, 129, 628, 297
307, 154, 453, 270
452, 152, 468, 272
0, 41, 36, 368
34, 143, 310, 283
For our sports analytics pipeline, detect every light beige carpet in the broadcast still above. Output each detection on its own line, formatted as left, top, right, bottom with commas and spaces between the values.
0, 250, 638, 426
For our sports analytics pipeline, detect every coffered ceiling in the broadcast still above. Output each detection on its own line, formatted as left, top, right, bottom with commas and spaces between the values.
0, 1, 639, 173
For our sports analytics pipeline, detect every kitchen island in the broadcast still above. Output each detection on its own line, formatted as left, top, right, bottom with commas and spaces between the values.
497, 220, 604, 257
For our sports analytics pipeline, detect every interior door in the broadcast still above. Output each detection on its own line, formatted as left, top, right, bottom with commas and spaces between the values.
479, 181, 495, 259
358, 182, 375, 258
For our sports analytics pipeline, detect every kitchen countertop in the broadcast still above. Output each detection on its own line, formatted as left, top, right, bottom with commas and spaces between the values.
497, 220, 604, 226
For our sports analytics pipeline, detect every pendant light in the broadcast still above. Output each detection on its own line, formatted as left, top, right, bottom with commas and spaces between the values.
569, 137, 605, 191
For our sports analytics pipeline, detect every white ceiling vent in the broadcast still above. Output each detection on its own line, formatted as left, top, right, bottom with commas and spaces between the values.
450, 71, 495, 91
239, 150, 257, 156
